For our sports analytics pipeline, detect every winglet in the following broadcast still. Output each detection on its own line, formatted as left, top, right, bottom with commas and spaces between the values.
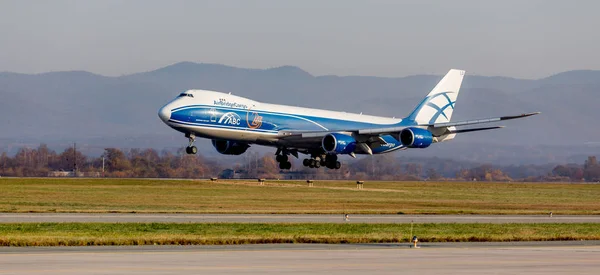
499, 112, 540, 120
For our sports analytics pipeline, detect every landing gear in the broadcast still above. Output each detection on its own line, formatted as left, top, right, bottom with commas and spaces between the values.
303, 158, 321, 168
303, 154, 341, 169
185, 133, 197, 155
279, 161, 292, 170
185, 146, 197, 154
325, 154, 341, 170
303, 159, 311, 167
276, 154, 288, 163
275, 149, 292, 170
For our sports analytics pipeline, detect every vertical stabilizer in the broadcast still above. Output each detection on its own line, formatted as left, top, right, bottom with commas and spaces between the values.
406, 69, 465, 124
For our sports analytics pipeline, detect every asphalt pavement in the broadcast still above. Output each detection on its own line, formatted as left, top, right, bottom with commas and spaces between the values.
1, 242, 599, 275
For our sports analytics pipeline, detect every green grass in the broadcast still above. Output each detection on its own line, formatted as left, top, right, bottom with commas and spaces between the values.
1, 223, 598, 246
1, 178, 599, 214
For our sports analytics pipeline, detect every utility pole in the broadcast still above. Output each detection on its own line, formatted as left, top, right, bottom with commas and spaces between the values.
102, 156, 105, 177
73, 142, 77, 177
371, 156, 374, 178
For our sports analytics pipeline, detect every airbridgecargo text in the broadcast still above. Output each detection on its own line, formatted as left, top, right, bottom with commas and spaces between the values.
214, 98, 248, 109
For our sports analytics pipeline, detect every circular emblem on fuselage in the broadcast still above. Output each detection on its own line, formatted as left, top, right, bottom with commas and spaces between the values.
246, 111, 263, 129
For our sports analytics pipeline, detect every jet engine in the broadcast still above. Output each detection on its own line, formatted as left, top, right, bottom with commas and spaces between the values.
322, 133, 356, 154
399, 127, 433, 148
211, 139, 249, 155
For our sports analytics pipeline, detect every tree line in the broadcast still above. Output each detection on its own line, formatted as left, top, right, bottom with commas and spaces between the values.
0, 145, 221, 179
550, 156, 600, 182
0, 144, 599, 182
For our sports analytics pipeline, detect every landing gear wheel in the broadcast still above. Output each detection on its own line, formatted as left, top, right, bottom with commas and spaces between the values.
326, 154, 338, 163
303, 159, 310, 167
314, 161, 321, 168
185, 133, 197, 155
185, 146, 197, 155
279, 161, 292, 170
324, 154, 339, 169
320, 159, 326, 166
276, 155, 288, 163
335, 161, 341, 169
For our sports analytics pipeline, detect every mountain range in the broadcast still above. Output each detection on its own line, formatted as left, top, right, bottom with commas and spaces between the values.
1, 62, 599, 164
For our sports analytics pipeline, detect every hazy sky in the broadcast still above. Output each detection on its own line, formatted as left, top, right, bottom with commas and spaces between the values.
1, 0, 598, 78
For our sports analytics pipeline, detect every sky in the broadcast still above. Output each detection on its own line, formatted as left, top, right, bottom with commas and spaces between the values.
1, 0, 599, 79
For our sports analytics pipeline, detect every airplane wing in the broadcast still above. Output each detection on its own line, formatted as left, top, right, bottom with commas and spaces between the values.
279, 112, 539, 138
358, 112, 540, 135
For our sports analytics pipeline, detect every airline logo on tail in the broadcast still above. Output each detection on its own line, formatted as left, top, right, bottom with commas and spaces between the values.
420, 91, 456, 124
406, 69, 464, 124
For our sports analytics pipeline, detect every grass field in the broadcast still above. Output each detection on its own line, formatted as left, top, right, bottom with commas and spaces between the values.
1, 178, 599, 214
1, 223, 599, 246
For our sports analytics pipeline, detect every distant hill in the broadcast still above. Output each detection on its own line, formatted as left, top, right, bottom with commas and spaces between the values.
1, 62, 600, 164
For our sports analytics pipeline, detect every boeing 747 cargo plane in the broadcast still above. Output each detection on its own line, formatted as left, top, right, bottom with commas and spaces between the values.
158, 69, 538, 170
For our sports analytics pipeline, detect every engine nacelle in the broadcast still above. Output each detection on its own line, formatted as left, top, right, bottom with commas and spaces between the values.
322, 133, 356, 154
399, 127, 433, 148
211, 139, 249, 155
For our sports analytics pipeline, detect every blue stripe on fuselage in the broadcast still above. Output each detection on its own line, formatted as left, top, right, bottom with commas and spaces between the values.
169, 104, 411, 133
169, 105, 408, 154
168, 119, 279, 133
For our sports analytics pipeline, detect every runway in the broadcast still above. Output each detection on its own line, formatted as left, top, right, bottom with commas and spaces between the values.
1, 213, 599, 223
1, 242, 599, 274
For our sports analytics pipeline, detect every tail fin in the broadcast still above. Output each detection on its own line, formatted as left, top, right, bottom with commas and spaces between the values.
406, 69, 465, 124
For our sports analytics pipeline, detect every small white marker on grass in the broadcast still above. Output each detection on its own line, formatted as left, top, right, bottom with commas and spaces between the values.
409, 220, 420, 248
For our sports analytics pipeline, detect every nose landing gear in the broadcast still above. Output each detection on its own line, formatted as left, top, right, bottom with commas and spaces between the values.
185, 146, 197, 154
185, 133, 197, 155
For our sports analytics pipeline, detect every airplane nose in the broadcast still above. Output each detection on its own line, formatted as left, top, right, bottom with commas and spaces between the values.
158, 105, 171, 122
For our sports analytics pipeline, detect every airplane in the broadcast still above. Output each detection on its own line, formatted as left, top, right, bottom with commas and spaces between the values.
158, 69, 538, 170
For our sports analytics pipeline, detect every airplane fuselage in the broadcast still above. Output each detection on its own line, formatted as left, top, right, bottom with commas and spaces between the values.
158, 90, 405, 154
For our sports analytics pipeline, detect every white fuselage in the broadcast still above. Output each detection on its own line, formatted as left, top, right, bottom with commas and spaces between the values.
159, 90, 403, 149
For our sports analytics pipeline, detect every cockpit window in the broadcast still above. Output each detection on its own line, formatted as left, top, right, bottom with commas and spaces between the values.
178, 93, 194, 98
